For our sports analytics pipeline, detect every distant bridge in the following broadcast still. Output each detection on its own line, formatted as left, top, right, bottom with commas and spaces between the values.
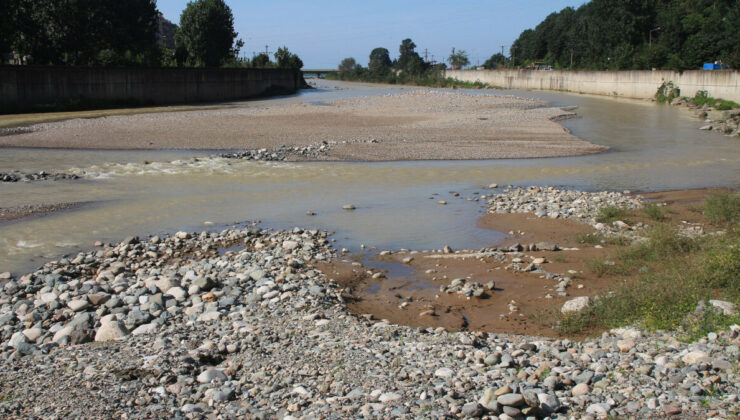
302, 69, 338, 78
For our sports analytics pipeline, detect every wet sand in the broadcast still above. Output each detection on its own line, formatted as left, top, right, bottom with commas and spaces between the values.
0, 90, 606, 160
318, 188, 733, 337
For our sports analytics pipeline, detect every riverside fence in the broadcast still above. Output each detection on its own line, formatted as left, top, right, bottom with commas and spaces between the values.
0, 66, 302, 112
446, 69, 740, 103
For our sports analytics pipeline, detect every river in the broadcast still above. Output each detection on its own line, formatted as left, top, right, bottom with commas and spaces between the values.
1, 80, 738, 274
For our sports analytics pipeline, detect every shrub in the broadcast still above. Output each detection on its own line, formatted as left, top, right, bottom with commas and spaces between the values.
595, 205, 629, 224
642, 204, 665, 221
704, 192, 740, 226
655, 81, 680, 104
692, 90, 740, 111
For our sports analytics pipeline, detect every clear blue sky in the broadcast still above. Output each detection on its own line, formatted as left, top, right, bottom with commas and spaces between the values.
156, 0, 587, 69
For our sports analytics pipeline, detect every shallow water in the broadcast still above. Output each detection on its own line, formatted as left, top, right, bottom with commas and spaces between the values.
0, 80, 738, 274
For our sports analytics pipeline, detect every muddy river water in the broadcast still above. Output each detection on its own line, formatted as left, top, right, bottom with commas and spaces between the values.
1, 80, 738, 274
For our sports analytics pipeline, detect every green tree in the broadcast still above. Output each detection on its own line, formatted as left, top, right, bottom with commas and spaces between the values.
338, 57, 357, 73
510, 0, 740, 71
396, 38, 425, 75
7, 0, 159, 66
369, 47, 392, 76
0, 0, 13, 58
273, 46, 303, 69
251, 52, 271, 68
482, 53, 506, 69
177, 0, 237, 67
447, 48, 469, 69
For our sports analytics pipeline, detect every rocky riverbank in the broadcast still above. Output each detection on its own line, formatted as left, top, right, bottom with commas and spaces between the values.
0, 170, 80, 183
668, 97, 740, 137
0, 202, 82, 222
1, 188, 737, 419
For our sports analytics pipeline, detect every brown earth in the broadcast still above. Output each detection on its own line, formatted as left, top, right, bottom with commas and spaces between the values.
0, 89, 607, 160
317, 188, 732, 337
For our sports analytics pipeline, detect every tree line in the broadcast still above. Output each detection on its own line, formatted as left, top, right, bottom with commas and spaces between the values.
0, 0, 302, 69
334, 39, 480, 86
510, 0, 740, 71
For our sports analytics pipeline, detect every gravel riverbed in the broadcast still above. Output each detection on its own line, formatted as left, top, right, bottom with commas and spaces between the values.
0, 189, 738, 419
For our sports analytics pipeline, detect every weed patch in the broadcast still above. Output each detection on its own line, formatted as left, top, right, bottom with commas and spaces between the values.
550, 220, 739, 341
704, 192, 740, 226
691, 90, 740, 111
642, 204, 665, 221
595, 206, 629, 224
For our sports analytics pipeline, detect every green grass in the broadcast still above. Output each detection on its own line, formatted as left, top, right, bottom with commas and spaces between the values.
642, 204, 666, 221
577, 232, 631, 246
595, 206, 630, 224
704, 192, 740, 226
586, 259, 622, 277
692, 90, 740, 111
554, 215, 739, 340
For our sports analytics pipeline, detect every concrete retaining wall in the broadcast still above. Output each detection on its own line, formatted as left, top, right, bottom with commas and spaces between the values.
0, 66, 301, 111
445, 69, 740, 103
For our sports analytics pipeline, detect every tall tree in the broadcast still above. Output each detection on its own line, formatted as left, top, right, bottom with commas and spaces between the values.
251, 52, 271, 68
510, 0, 740, 71
368, 47, 392, 76
338, 57, 357, 73
6, 0, 158, 65
483, 53, 506, 69
177, 0, 237, 67
396, 38, 425, 75
274, 46, 303, 69
0, 0, 13, 58
447, 48, 469, 69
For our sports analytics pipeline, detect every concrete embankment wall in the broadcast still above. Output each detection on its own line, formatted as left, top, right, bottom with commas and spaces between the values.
0, 66, 301, 111
446, 69, 740, 103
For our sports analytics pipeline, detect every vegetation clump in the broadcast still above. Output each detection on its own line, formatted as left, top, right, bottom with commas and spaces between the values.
511, 0, 740, 70
595, 205, 629, 224
691, 91, 740, 111
704, 192, 740, 226
655, 81, 680, 104
328, 39, 492, 89
2, 0, 301, 70
553, 192, 740, 341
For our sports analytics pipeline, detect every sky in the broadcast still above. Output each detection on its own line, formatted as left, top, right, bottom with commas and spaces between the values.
156, 0, 588, 69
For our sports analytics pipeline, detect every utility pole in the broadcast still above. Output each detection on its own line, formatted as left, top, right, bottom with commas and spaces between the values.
423, 48, 429, 62
570, 49, 574, 68
510, 45, 518, 68
500, 45, 505, 56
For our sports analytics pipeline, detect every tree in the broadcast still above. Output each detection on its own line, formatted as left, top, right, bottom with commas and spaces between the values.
274, 46, 303, 69
509, 0, 740, 71
368, 47, 392, 76
0, 0, 13, 58
177, 0, 237, 67
338, 57, 357, 73
447, 48, 469, 69
7, 0, 159, 66
396, 38, 425, 75
251, 52, 271, 68
482, 53, 506, 69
